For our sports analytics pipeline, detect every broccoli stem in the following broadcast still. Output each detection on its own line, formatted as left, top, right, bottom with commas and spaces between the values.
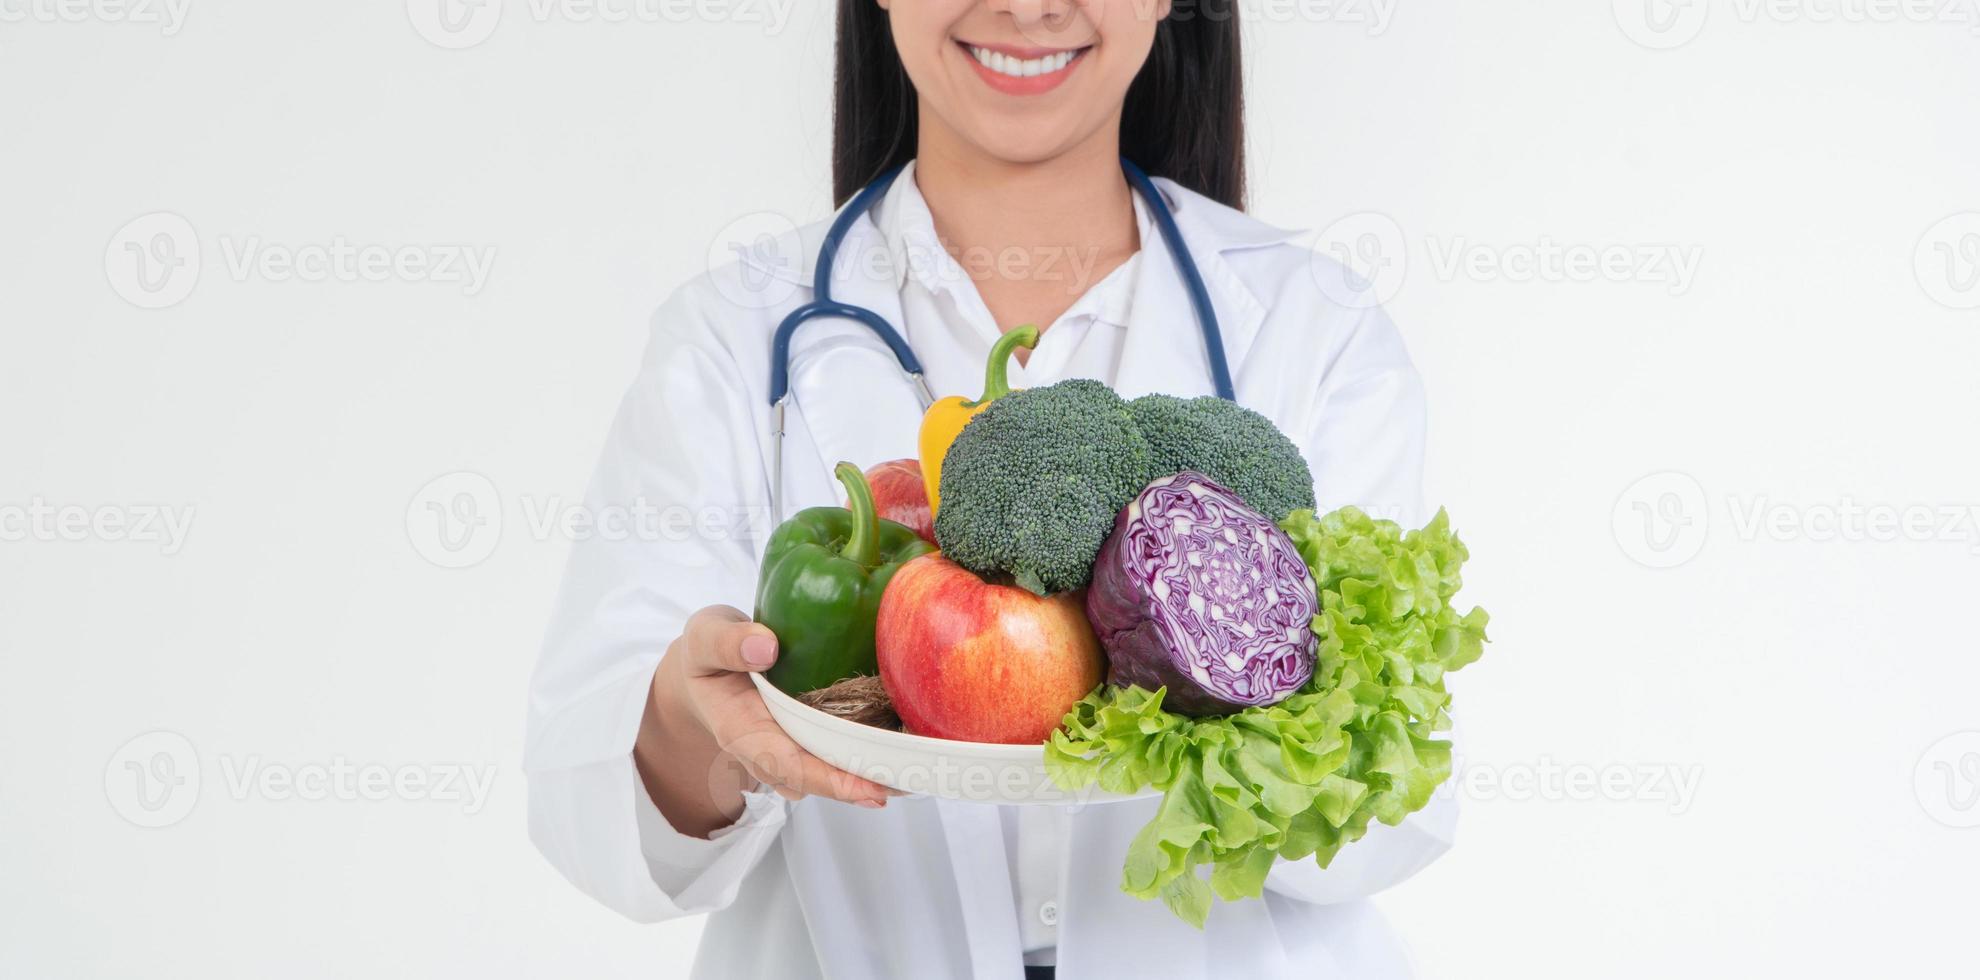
964, 324, 1040, 409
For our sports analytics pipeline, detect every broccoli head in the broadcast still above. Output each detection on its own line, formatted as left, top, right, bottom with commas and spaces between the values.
1128, 393, 1316, 520
934, 379, 1153, 595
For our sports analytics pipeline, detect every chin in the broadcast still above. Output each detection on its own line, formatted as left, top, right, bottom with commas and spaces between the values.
955, 120, 1093, 167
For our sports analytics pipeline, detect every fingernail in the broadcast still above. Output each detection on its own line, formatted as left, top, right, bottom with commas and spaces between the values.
742, 635, 777, 669
856, 799, 885, 809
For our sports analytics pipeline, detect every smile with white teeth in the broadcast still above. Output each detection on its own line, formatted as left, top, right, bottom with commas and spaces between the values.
966, 45, 1080, 79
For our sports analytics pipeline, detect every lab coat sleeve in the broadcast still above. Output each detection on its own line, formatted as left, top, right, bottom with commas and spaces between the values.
1298, 301, 1430, 527
1263, 300, 1460, 904
524, 286, 788, 923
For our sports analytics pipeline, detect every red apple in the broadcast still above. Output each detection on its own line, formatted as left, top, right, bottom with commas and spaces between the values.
854, 458, 936, 545
876, 554, 1104, 744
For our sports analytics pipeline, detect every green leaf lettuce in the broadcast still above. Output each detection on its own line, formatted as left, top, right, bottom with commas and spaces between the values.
1045, 506, 1490, 926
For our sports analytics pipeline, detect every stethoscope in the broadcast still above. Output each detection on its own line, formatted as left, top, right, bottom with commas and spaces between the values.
769, 157, 1233, 522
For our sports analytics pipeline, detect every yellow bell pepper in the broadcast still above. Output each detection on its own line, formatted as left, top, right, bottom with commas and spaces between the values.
919, 324, 1040, 515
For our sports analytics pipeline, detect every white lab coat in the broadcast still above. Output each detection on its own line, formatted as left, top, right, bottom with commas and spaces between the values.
525, 173, 1456, 980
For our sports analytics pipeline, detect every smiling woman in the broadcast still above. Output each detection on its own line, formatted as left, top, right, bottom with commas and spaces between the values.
834, 0, 1246, 208
525, 1, 1459, 977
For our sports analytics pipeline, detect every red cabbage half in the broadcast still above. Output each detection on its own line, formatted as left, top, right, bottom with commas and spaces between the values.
1085, 471, 1318, 716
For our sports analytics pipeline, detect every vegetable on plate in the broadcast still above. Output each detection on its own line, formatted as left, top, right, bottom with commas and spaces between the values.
754, 462, 936, 695
934, 378, 1152, 595
933, 381, 1318, 596
1086, 471, 1317, 717
1127, 393, 1316, 521
760, 371, 1493, 929
1048, 506, 1489, 926
917, 324, 1039, 516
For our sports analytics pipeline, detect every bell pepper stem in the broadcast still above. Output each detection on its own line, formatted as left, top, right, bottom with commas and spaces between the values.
965, 324, 1040, 409
835, 462, 881, 567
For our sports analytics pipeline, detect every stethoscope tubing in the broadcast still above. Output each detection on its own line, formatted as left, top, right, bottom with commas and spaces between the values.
768, 158, 1231, 521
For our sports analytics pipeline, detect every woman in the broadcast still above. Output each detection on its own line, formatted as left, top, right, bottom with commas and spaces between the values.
527, 2, 1454, 977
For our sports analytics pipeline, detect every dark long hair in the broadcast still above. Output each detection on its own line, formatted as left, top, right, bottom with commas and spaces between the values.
831, 1, 1246, 210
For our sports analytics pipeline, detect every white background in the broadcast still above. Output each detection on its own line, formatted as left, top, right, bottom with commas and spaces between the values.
4, 2, 1979, 977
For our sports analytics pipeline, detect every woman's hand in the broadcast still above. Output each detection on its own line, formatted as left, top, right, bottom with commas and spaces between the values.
634, 605, 893, 838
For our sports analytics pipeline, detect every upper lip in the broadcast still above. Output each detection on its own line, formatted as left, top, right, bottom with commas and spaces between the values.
957, 40, 1089, 58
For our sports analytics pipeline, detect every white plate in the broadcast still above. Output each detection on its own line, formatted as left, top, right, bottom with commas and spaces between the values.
750, 672, 1158, 807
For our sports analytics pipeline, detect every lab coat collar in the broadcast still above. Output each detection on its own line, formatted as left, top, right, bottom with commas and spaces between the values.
876, 161, 972, 300
873, 161, 1159, 336
1113, 179, 1278, 399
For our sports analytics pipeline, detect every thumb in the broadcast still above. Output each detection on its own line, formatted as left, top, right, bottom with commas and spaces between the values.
735, 628, 779, 672
683, 607, 780, 676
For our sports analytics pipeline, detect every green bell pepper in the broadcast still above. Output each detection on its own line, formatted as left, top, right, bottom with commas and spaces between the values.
754, 461, 937, 695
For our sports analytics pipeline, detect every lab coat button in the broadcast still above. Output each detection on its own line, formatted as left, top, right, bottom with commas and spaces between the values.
1038, 900, 1059, 927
